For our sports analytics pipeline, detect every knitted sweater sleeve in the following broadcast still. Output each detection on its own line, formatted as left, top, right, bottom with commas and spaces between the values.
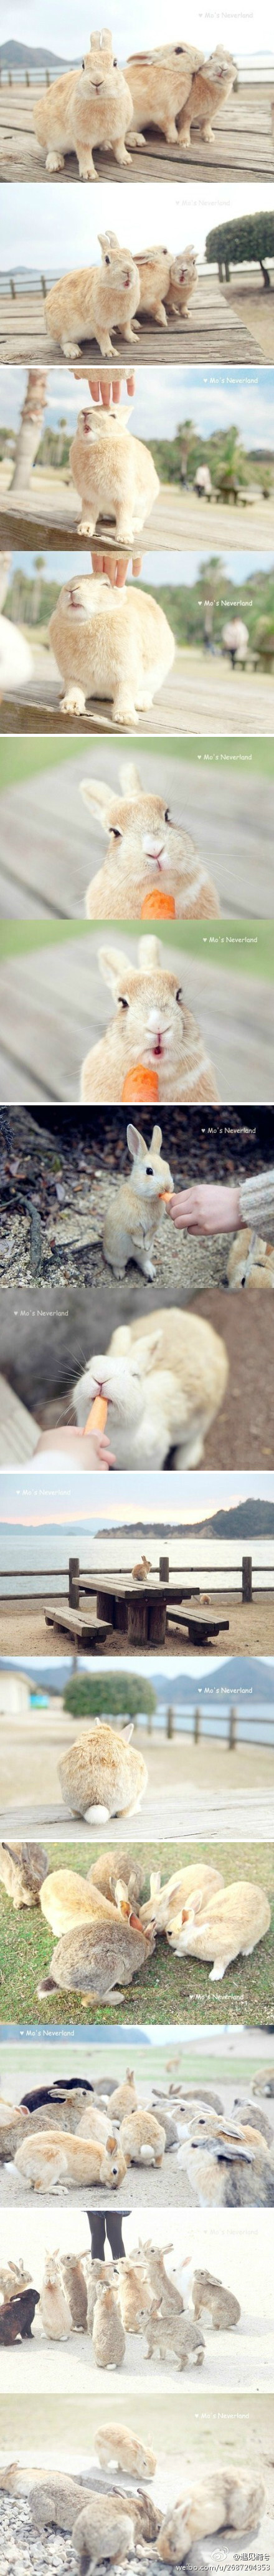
239, 1168, 274, 1244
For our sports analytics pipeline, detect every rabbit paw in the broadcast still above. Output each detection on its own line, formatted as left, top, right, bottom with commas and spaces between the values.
60, 687, 85, 716
130, 128, 146, 148
165, 120, 179, 142
144, 1259, 156, 1280
78, 160, 97, 179
77, 519, 96, 536
179, 130, 191, 149
114, 141, 131, 163
62, 341, 81, 358
45, 150, 65, 170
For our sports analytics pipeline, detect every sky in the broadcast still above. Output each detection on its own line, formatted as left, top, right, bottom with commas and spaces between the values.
6, 546, 273, 597
3, 180, 274, 272
1, 361, 274, 451
2, 0, 273, 59
1, 1469, 273, 1524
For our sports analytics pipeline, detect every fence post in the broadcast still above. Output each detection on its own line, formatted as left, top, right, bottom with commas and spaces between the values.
166, 1705, 174, 1739
68, 1556, 80, 1608
159, 1554, 169, 1582
194, 1706, 201, 1744
229, 1703, 237, 1750
242, 1555, 252, 1602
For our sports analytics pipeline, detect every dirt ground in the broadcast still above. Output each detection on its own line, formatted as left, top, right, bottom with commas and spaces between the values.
1, 1592, 273, 1659
224, 277, 274, 361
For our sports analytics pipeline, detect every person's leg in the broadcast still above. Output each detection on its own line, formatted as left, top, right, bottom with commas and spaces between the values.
105, 2213, 128, 2259
86, 2214, 106, 2257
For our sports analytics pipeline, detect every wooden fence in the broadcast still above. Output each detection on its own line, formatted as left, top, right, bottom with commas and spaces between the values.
1, 1550, 273, 1601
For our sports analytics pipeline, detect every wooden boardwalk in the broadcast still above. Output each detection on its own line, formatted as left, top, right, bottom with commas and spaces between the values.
1, 471, 273, 557
1, 644, 272, 741
0, 276, 263, 368
0, 929, 272, 1103
1, 79, 273, 183
0, 744, 272, 923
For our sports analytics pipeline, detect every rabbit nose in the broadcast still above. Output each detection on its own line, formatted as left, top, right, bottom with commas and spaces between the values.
148, 1011, 164, 1032
143, 837, 165, 861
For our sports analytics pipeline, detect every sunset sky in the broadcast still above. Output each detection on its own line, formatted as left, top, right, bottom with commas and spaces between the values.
1, 1471, 273, 1529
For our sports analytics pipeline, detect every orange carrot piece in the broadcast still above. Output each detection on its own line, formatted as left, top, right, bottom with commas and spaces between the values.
85, 1393, 108, 1435
122, 1064, 159, 1103
141, 890, 176, 918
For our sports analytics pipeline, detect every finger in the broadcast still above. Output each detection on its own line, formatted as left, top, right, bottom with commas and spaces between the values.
100, 379, 112, 408
132, 555, 142, 576
114, 557, 128, 586
112, 378, 122, 402
88, 377, 101, 402
91, 553, 104, 575
126, 372, 135, 396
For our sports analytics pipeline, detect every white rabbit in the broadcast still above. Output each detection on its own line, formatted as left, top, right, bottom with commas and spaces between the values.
157, 2471, 265, 2557
49, 575, 174, 726
125, 44, 202, 145
120, 2107, 166, 2165
82, 757, 220, 921
72, 2494, 135, 2572
73, 1303, 228, 1470
38, 2252, 72, 2340
227, 1228, 274, 1289
92, 2276, 126, 2367
80, 933, 219, 1105
34, 32, 141, 180
167, 1878, 271, 1979
94, 2424, 156, 2477
141, 1861, 224, 1933
45, 232, 140, 362
70, 405, 159, 543
58, 1719, 148, 1822
165, 248, 198, 318
177, 47, 236, 147
135, 244, 172, 326
14, 2128, 128, 2193
102, 1120, 174, 1279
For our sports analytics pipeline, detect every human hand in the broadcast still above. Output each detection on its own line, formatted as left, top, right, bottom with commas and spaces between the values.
73, 370, 135, 405
91, 550, 142, 585
33, 1427, 115, 1469
169, 1184, 241, 1235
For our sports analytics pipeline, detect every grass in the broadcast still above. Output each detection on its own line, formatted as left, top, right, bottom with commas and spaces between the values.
0, 1838, 273, 2030
0, 919, 273, 977
0, 734, 273, 794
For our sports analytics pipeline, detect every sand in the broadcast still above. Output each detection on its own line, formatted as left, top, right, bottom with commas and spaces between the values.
1, 1595, 273, 1657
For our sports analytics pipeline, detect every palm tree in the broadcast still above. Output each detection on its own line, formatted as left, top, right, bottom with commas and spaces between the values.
11, 370, 47, 493
56, 415, 68, 468
198, 555, 225, 646
31, 555, 45, 624
176, 416, 196, 483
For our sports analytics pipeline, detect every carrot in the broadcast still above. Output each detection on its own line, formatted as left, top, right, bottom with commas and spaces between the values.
141, 890, 176, 919
159, 1190, 174, 1204
122, 1064, 159, 1103
84, 1394, 108, 1435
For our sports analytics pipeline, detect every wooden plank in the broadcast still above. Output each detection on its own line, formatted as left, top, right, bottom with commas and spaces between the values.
1, 481, 274, 555
0, 276, 263, 366
44, 1604, 113, 1642
0, 923, 272, 1103
1, 638, 273, 746
1, 748, 272, 926
0, 1372, 39, 1463
0, 81, 273, 182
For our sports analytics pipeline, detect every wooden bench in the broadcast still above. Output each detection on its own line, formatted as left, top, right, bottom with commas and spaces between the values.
44, 1605, 113, 1648
167, 1607, 230, 1643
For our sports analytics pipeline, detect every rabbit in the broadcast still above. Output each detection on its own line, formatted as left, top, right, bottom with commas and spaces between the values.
70, 405, 159, 544
132, 1553, 152, 1577
39, 2252, 72, 2340
102, 1120, 173, 1279
135, 244, 172, 326
165, 247, 198, 318
141, 1861, 224, 1933
125, 43, 202, 145
192, 2267, 240, 2328
14, 2128, 128, 2193
118, 2257, 151, 2331
49, 575, 174, 726
92, 2276, 126, 2367
86, 2260, 107, 2328
39, 1865, 118, 1936
88, 1850, 144, 1905
78, 1302, 227, 1469
0, 2287, 39, 2343
77, 2102, 116, 2143
103, 2068, 138, 2120
227, 1228, 274, 1289
30, 2475, 94, 2533
157, 2470, 265, 2557
36, 1901, 155, 2006
34, 34, 141, 180
120, 2107, 166, 2165
81, 933, 219, 1106
0, 1840, 48, 1909
149, 2105, 179, 2148
0, 2259, 32, 2301
59, 2252, 88, 2328
177, 47, 236, 146
58, 1720, 148, 1822
178, 2115, 274, 2208
72, 2494, 135, 2573
95, 2424, 156, 2477
253, 2065, 274, 2094
167, 1878, 271, 1979
141, 2239, 186, 2315
145, 2304, 205, 2368
0, 2105, 31, 2161
82, 758, 219, 921
233, 2096, 274, 2145
45, 233, 140, 361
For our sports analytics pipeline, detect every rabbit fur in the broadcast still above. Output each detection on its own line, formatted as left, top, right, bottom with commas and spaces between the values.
92, 2276, 126, 2367
0, 2105, 31, 2161
120, 2107, 166, 2165
59, 2252, 88, 2328
86, 2259, 107, 2328
227, 1228, 274, 1288
233, 2096, 274, 2145
0, 1840, 48, 1908
72, 2494, 135, 2572
76, 1302, 228, 1469
80, 933, 219, 1105
94, 2423, 156, 2476
135, 244, 172, 326
36, 1901, 155, 2005
118, 2256, 152, 2330
34, 34, 140, 180
140, 2239, 186, 2315
70, 404, 159, 543
253, 2065, 274, 2093
0, 2287, 39, 2343
167, 1878, 271, 1978
165, 248, 197, 317
192, 2266, 240, 2327
45, 233, 140, 362
132, 1552, 152, 1577
125, 43, 202, 143
102, 1120, 174, 1281
144, 2302, 205, 2368
178, 48, 236, 146
0, 2259, 32, 2301
177, 2113, 274, 2207
39, 2252, 72, 2340
39, 1865, 121, 1936
103, 2067, 138, 2119
50, 575, 174, 726
141, 1860, 224, 1933
157, 2471, 265, 2557
58, 1719, 148, 1821
82, 759, 219, 921
88, 1849, 144, 1905
14, 2130, 128, 2193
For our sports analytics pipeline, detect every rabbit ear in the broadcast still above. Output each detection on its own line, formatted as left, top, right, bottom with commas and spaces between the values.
122, 1720, 135, 1742
98, 229, 120, 255
151, 1123, 163, 1151
126, 1124, 146, 1161
120, 758, 141, 797
106, 2133, 118, 2150
80, 778, 115, 830
134, 1327, 163, 1376
138, 934, 162, 972
99, 943, 131, 996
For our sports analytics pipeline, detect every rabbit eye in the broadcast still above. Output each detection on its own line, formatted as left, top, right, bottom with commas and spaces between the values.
146, 1164, 153, 1174
82, 59, 85, 67
175, 44, 184, 51
164, 807, 171, 822
118, 994, 129, 1008
176, 987, 182, 1004
113, 55, 117, 64
111, 827, 122, 839
105, 255, 110, 266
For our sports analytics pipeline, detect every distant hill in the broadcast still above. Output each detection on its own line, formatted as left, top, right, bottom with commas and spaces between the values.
156, 1656, 274, 1703
0, 40, 77, 64
99, 1501, 274, 1539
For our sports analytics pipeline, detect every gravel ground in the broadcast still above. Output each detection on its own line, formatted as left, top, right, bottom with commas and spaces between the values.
1, 1596, 273, 1657
0, 1177, 228, 1296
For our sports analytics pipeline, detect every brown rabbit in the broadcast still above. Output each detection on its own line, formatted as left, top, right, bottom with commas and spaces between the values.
132, 1553, 152, 1579
192, 2267, 240, 2328
37, 1899, 155, 2006
177, 48, 236, 147
0, 1842, 48, 1910
59, 2254, 88, 2330
88, 1851, 144, 1906
92, 2277, 126, 2367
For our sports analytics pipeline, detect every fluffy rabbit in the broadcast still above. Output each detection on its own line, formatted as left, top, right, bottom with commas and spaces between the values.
88, 1850, 144, 1905
120, 2107, 166, 2165
82, 758, 219, 921
167, 1878, 271, 1979
179, 2118, 274, 2207
50, 574, 174, 726
135, 244, 172, 326
86, 2260, 106, 2328
192, 2267, 240, 2328
59, 2253, 88, 2328
118, 2257, 151, 2330
30, 2475, 94, 2533
34, 33, 139, 180
178, 48, 236, 146
36, 1905, 154, 2006
95, 2423, 156, 2476
141, 1861, 224, 1933
103, 1120, 174, 1281
0, 2287, 39, 2344
92, 2277, 126, 2367
0, 2259, 32, 2300
39, 2252, 72, 2340
39, 1865, 118, 1935
227, 1228, 274, 1289
104, 2068, 138, 2119
70, 405, 159, 544
58, 1719, 148, 1822
45, 233, 140, 362
14, 2130, 128, 2193
0, 1841, 48, 1909
165, 248, 197, 317
141, 2239, 186, 2315
253, 2065, 274, 2095
0, 2105, 31, 2161
72, 2494, 135, 2572
234, 2096, 273, 2145
132, 1553, 151, 1577
157, 2471, 265, 2557
144, 2304, 205, 2368
125, 44, 202, 144
77, 2103, 116, 2142
77, 1303, 227, 1470
81, 933, 219, 1105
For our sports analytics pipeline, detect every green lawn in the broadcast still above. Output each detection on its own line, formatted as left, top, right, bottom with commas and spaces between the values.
1, 1839, 273, 2030
0, 918, 273, 976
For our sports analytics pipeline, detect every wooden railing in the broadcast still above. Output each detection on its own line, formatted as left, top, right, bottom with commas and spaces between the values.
1, 1550, 273, 1602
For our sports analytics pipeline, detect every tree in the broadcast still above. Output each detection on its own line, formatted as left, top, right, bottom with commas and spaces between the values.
56, 415, 68, 466
64, 1675, 157, 1721
206, 212, 274, 287
11, 369, 47, 493
31, 554, 45, 623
